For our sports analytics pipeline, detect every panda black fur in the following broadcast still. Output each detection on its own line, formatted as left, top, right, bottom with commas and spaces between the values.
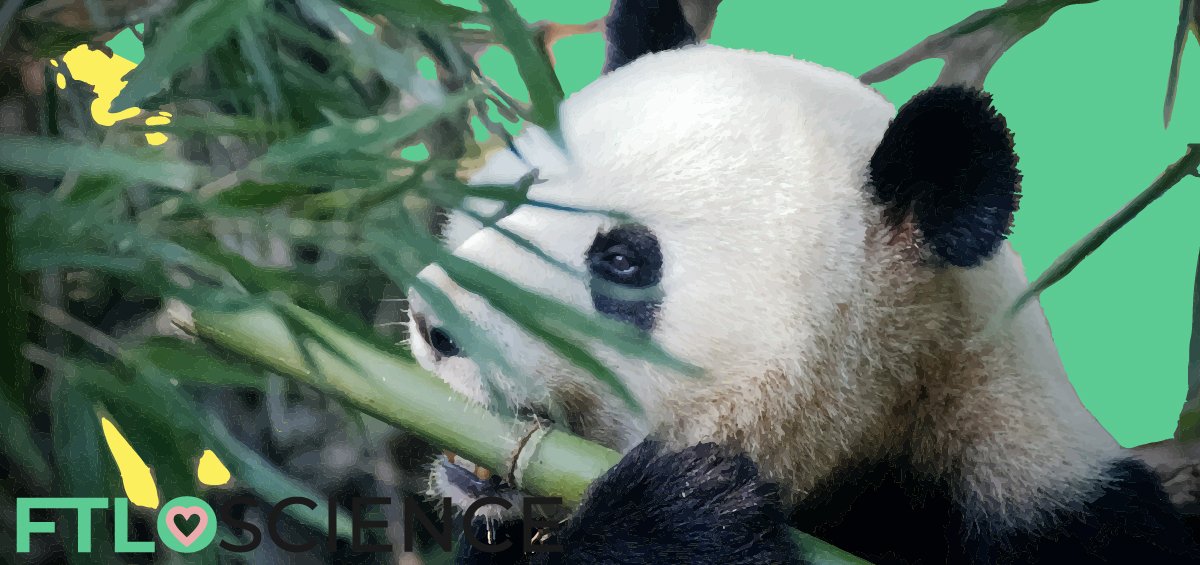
406, 2, 1200, 563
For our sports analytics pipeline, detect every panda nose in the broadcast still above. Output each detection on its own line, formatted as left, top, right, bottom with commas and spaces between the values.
413, 313, 462, 359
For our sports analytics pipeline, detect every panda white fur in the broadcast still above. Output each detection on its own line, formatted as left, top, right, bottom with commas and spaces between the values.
405, 1, 1199, 563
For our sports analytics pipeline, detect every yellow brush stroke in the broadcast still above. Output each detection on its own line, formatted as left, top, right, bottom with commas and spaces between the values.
99, 417, 160, 509
58, 44, 170, 144
60, 45, 140, 126
144, 113, 171, 146
197, 450, 231, 486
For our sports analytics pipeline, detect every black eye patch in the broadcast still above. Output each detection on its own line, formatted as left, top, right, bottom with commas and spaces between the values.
586, 225, 663, 332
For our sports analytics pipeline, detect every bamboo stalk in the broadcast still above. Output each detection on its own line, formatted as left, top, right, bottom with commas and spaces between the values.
179, 302, 619, 506
174, 302, 867, 563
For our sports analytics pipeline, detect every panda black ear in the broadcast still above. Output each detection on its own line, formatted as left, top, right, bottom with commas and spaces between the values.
869, 86, 1021, 268
603, 0, 697, 73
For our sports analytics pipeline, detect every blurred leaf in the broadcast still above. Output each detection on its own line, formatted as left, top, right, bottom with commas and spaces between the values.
1166, 0, 1195, 128
236, 20, 285, 116
62, 175, 122, 204
51, 378, 111, 498
13, 194, 259, 314
0, 179, 29, 407
212, 181, 310, 209
203, 409, 355, 541
258, 87, 479, 168
113, 0, 264, 111
17, 251, 145, 275
0, 135, 199, 190
341, 0, 479, 25
1011, 144, 1200, 315
121, 337, 265, 389
121, 113, 288, 137
298, 0, 422, 91
51, 381, 117, 565
371, 245, 517, 414
300, 168, 426, 218
480, 0, 564, 131
0, 393, 51, 491
69, 357, 355, 539
173, 235, 407, 354
11, 18, 94, 58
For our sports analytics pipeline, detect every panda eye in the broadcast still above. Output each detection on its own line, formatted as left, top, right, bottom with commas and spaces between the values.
428, 327, 461, 358
586, 225, 662, 288
600, 248, 638, 279
585, 224, 664, 332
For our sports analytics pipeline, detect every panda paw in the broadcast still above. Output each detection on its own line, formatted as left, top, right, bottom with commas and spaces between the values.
533, 440, 802, 564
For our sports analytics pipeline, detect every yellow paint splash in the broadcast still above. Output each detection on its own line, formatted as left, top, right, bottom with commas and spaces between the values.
57, 44, 171, 145
197, 450, 231, 486
99, 417, 160, 509
144, 111, 172, 146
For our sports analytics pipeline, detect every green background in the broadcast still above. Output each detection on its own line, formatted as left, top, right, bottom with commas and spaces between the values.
110, 1, 1200, 447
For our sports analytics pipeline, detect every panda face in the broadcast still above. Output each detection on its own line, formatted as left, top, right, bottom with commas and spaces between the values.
408, 45, 910, 512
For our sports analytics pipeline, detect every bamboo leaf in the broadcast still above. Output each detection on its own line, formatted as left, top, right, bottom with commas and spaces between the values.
258, 88, 478, 168
297, 0, 423, 91
120, 113, 287, 137
236, 20, 284, 116
51, 378, 112, 498
50, 378, 118, 565
113, 0, 264, 111
366, 239, 518, 415
793, 531, 873, 565
1011, 144, 1200, 315
68, 356, 355, 539
480, 0, 564, 130
0, 135, 199, 190
341, 0, 479, 26
211, 181, 309, 209
1191, 247, 1200, 413
365, 217, 671, 414
0, 393, 51, 490
1166, 0, 1195, 128
1177, 249, 1200, 440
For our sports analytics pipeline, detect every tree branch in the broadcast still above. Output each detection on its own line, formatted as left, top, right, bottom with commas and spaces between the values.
861, 0, 1099, 88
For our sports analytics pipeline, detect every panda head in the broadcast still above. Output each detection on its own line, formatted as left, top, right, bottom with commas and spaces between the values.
408, 35, 1019, 512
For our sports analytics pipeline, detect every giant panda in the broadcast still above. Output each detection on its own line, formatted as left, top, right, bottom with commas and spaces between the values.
403, 1, 1200, 563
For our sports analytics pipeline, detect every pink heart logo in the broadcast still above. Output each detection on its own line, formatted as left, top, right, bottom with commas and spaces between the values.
165, 506, 209, 547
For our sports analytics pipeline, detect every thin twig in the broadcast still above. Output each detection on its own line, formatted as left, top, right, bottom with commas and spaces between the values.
28, 300, 121, 356
1010, 144, 1200, 315
21, 341, 67, 373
